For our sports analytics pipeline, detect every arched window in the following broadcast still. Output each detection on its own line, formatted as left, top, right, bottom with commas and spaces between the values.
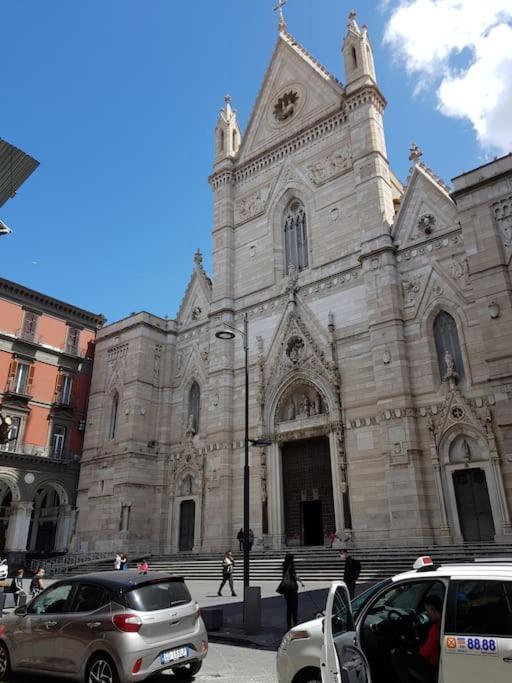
109, 392, 119, 440
232, 129, 238, 151
188, 382, 200, 434
434, 311, 465, 381
351, 46, 358, 68
283, 199, 308, 273
218, 129, 225, 153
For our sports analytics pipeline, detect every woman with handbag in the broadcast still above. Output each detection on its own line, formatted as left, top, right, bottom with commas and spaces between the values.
278, 552, 304, 630
217, 550, 237, 597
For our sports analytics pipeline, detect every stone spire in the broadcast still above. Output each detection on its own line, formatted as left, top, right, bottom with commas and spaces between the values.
194, 248, 203, 268
342, 10, 377, 91
214, 94, 241, 166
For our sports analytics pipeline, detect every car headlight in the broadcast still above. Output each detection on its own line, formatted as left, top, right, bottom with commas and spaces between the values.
278, 629, 310, 653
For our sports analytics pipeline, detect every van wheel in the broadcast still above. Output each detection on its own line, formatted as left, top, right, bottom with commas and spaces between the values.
172, 660, 203, 679
0, 642, 11, 681
294, 668, 322, 683
86, 653, 119, 683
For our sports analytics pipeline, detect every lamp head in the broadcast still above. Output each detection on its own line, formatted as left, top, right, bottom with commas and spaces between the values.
215, 329, 236, 341
0, 219, 13, 236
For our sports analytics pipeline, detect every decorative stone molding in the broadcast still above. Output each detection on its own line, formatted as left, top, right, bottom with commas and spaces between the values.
402, 276, 423, 306
345, 86, 387, 115
209, 110, 349, 189
235, 184, 271, 225
306, 142, 352, 186
492, 195, 512, 255
396, 230, 463, 263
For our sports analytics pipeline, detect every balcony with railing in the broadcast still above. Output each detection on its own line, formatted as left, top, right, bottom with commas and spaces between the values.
0, 441, 79, 463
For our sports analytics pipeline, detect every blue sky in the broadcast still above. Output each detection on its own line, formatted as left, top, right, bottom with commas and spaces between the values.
1, 1, 502, 323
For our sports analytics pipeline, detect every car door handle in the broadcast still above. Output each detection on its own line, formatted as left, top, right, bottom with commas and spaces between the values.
86, 621, 101, 630
44, 621, 57, 629
503, 657, 512, 663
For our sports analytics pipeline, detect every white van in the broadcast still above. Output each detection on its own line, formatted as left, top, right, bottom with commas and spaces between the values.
277, 557, 512, 683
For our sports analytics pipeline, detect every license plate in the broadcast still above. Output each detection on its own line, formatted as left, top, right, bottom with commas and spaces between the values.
160, 646, 189, 665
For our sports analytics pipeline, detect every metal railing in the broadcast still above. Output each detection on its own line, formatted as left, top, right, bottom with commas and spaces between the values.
28, 543, 153, 576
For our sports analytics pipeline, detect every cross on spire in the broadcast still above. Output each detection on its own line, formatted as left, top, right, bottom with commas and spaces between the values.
274, 0, 288, 31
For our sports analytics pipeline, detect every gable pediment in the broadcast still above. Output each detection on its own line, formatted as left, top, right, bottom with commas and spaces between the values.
238, 32, 344, 164
176, 261, 212, 327
393, 164, 457, 246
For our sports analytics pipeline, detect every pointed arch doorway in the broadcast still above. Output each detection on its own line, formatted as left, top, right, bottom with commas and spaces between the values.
282, 436, 335, 546
179, 500, 195, 551
453, 468, 495, 542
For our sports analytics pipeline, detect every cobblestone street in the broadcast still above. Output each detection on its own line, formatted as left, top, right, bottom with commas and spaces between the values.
1, 643, 278, 683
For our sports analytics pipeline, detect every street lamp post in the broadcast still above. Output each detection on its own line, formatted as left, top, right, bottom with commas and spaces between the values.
215, 313, 250, 594
216, 314, 271, 632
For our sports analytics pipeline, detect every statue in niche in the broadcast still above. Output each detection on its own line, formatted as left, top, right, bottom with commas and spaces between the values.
444, 351, 458, 382
300, 394, 311, 417
286, 336, 304, 364
461, 438, 471, 464
313, 392, 322, 416
287, 400, 296, 421
186, 414, 196, 437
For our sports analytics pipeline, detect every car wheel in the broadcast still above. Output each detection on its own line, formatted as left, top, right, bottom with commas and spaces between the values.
294, 668, 322, 683
86, 653, 119, 683
0, 642, 11, 681
172, 659, 203, 679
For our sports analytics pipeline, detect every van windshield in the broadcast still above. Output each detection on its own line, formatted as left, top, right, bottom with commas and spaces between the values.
124, 580, 192, 611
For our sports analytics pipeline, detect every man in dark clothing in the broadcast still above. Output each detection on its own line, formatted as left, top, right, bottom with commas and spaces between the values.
248, 528, 254, 551
236, 528, 244, 551
341, 550, 361, 599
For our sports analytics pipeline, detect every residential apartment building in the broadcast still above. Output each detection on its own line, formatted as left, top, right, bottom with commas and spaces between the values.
0, 277, 104, 565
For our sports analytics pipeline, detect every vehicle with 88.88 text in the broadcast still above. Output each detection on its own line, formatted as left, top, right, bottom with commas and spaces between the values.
277, 556, 512, 683
0, 570, 208, 683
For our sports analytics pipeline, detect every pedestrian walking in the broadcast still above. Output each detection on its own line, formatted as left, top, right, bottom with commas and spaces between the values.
114, 552, 121, 570
277, 552, 304, 630
217, 551, 236, 597
29, 568, 45, 597
10, 568, 26, 606
138, 559, 149, 574
248, 528, 254, 551
120, 553, 128, 571
236, 528, 244, 551
341, 549, 361, 599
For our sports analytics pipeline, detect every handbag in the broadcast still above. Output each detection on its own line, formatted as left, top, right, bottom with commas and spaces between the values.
276, 567, 297, 594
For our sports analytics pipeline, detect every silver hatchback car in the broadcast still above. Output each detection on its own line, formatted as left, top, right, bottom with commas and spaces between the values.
0, 570, 208, 683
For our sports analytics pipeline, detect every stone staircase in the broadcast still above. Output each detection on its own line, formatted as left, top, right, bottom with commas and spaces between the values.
59, 542, 512, 582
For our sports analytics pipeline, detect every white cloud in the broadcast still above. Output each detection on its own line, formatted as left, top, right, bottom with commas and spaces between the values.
384, 0, 512, 153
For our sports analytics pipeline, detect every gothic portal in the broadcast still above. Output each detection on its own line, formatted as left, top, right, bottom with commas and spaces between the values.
74, 12, 512, 554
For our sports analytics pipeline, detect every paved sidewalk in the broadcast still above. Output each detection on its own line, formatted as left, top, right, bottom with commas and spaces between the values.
187, 579, 332, 650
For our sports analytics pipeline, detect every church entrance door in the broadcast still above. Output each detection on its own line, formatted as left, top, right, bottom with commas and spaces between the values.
179, 500, 195, 551
282, 436, 334, 546
302, 501, 323, 545
453, 468, 495, 542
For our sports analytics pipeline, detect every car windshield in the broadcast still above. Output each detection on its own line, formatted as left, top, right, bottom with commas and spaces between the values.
351, 579, 392, 620
124, 580, 192, 611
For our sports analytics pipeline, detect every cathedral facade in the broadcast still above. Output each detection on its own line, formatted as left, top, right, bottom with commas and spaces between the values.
74, 15, 512, 554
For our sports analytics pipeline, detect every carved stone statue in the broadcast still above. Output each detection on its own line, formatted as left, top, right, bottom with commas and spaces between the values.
461, 438, 471, 464
443, 351, 458, 382
313, 393, 322, 416
301, 394, 311, 417
186, 414, 196, 436
287, 400, 296, 421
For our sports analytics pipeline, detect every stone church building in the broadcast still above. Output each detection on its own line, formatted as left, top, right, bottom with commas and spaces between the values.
74, 14, 512, 554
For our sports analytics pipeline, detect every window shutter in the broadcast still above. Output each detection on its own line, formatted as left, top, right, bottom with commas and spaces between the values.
26, 365, 35, 394
7, 360, 17, 388
54, 372, 64, 402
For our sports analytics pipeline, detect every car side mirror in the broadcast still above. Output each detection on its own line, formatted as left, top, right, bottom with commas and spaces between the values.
14, 605, 27, 616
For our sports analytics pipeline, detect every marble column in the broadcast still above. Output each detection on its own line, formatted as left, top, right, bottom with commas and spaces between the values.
54, 505, 76, 552
4, 501, 33, 566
